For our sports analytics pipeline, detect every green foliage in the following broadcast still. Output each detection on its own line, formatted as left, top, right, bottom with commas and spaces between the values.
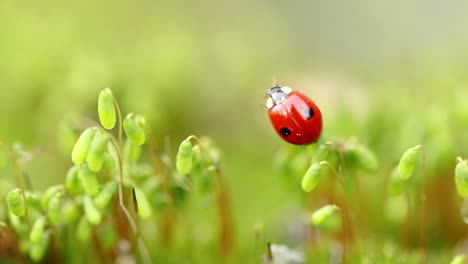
0, 88, 232, 263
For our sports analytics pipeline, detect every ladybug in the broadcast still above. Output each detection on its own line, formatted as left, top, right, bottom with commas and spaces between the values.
266, 85, 323, 145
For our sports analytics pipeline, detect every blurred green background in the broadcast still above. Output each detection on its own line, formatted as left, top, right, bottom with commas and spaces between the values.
1, 0, 468, 262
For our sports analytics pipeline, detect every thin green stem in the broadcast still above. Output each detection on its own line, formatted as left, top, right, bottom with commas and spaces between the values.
112, 96, 123, 148
319, 161, 346, 190
186, 135, 200, 144
109, 98, 151, 264
419, 145, 427, 258
319, 161, 352, 259
1, 141, 31, 228
324, 141, 346, 174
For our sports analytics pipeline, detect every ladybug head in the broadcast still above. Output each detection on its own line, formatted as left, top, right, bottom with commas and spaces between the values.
266, 85, 292, 109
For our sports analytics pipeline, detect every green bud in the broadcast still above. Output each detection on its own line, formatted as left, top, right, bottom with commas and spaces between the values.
77, 216, 92, 242
85, 132, 108, 172
450, 254, 466, 264
40, 185, 63, 210
399, 145, 421, 180
83, 196, 101, 225
302, 163, 322, 192
63, 200, 80, 224
47, 194, 62, 225
71, 128, 95, 164
311, 204, 339, 226
79, 164, 99, 197
455, 158, 468, 197
388, 166, 404, 196
65, 165, 81, 195
7, 188, 25, 217
123, 114, 145, 145
29, 231, 50, 262
98, 88, 116, 129
30, 217, 47, 244
94, 181, 118, 210
134, 187, 152, 220
176, 139, 193, 175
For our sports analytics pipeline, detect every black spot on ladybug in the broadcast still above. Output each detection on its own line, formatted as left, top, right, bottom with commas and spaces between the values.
280, 127, 291, 137
304, 107, 314, 120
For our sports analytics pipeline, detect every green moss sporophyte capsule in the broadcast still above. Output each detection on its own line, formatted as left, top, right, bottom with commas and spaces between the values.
123, 113, 146, 145
455, 158, 468, 197
29, 231, 50, 262
311, 204, 340, 226
71, 128, 96, 164
40, 185, 63, 210
302, 162, 322, 192
79, 164, 100, 197
85, 132, 108, 172
30, 217, 47, 243
98, 88, 116, 129
77, 216, 92, 242
83, 196, 102, 225
47, 193, 62, 225
65, 165, 81, 195
399, 145, 421, 180
176, 138, 193, 175
7, 188, 25, 217
94, 181, 118, 209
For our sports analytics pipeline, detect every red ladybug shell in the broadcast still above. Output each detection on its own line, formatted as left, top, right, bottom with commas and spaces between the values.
267, 85, 322, 145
